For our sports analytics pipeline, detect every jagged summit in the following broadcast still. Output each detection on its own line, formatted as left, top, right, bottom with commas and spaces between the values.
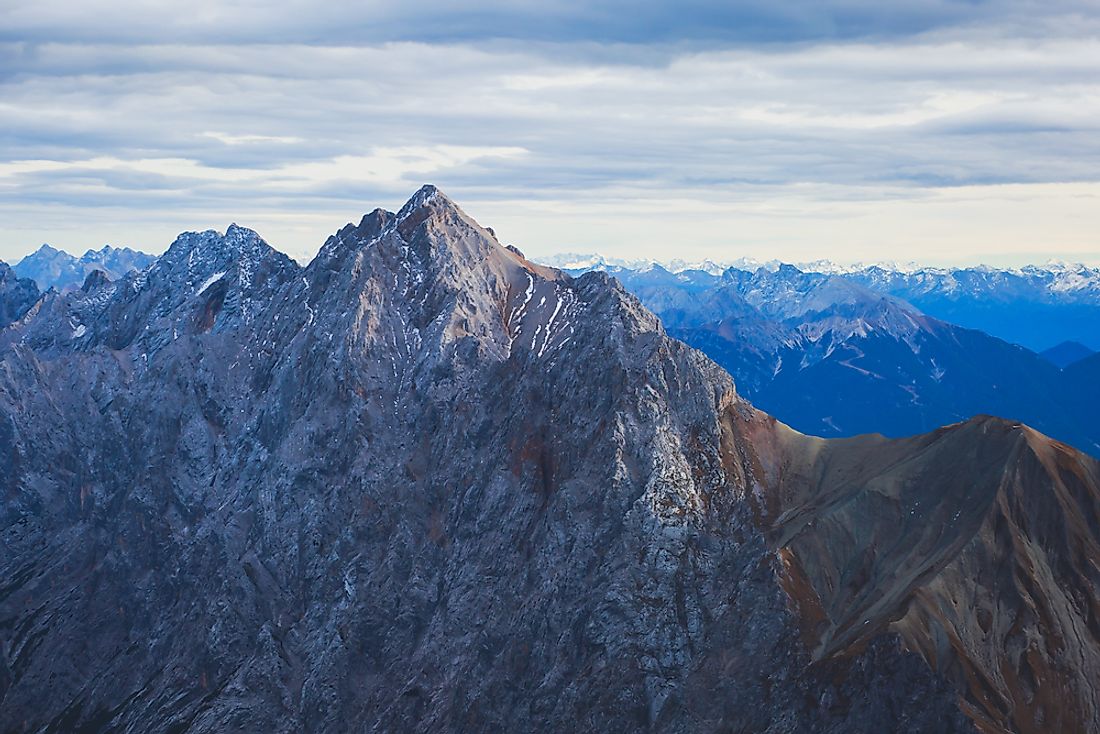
1, 189, 1098, 733
13, 241, 156, 291
397, 182, 443, 217
0, 261, 40, 328
79, 268, 112, 293
318, 184, 516, 270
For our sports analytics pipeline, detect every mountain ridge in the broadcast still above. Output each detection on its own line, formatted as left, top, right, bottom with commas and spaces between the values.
1, 186, 1097, 733
12, 243, 157, 292
568, 259, 1100, 456
549, 255, 1100, 351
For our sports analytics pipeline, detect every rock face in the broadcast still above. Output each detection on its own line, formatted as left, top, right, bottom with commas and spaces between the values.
1, 187, 1098, 733
0, 264, 39, 329
550, 256, 1100, 353
12, 244, 156, 292
590, 263, 1100, 456
745, 415, 1100, 734
847, 264, 1100, 353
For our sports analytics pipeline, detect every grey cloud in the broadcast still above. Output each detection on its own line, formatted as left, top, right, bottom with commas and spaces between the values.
3, 0, 1099, 46
0, 3, 1098, 264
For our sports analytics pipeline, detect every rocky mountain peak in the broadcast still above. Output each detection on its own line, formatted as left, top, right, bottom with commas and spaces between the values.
396, 182, 443, 218
2, 189, 1098, 733
28, 243, 61, 257
79, 268, 112, 293
13, 242, 156, 292
0, 261, 41, 329
3, 224, 300, 358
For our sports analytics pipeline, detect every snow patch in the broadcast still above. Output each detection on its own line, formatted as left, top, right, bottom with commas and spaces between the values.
197, 271, 227, 295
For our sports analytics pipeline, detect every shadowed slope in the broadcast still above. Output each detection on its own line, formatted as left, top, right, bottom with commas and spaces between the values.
738, 413, 1100, 734
0, 187, 1097, 733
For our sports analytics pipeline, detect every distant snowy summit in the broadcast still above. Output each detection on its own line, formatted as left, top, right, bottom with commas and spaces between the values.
540, 252, 1100, 293
540, 252, 930, 277
540, 253, 1100, 353
13, 243, 156, 291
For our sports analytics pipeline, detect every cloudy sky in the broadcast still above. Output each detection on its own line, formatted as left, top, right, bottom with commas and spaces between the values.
2, 1, 1099, 266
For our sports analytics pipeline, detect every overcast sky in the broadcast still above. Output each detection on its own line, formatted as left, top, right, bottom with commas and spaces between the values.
2, 1, 1099, 266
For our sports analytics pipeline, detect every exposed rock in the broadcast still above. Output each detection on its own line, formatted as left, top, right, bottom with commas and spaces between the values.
0, 263, 39, 329
0, 187, 1096, 733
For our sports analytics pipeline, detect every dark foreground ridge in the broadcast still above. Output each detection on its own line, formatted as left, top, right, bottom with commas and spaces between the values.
1, 186, 1097, 733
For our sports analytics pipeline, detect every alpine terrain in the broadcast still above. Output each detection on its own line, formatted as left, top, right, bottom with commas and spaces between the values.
1, 187, 1098, 733
566, 262, 1100, 456
13, 244, 156, 292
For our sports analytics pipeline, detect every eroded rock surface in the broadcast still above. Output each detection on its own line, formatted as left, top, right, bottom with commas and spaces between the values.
0, 187, 1096, 733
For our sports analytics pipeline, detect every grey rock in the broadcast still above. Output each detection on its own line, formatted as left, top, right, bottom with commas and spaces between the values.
0, 263, 39, 329
0, 186, 1095, 733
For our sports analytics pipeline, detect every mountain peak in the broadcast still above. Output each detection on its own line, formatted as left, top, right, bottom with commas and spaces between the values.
31, 243, 61, 257
397, 183, 444, 217
13, 242, 156, 291
79, 269, 112, 293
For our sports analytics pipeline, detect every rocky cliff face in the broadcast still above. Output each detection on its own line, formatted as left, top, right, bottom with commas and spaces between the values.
1, 187, 1097, 733
600, 263, 1099, 456
0, 264, 39, 329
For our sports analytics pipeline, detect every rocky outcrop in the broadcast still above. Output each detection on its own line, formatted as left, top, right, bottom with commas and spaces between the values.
0, 264, 39, 330
0, 187, 1096, 733
597, 262, 1099, 456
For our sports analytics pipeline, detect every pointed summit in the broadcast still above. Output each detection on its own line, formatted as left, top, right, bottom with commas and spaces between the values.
80, 269, 112, 293
396, 183, 444, 219
13, 242, 155, 291
0, 260, 40, 328
28, 243, 62, 258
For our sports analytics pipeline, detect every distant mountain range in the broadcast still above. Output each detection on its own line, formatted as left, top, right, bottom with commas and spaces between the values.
543, 255, 1100, 351
2, 187, 1098, 732
548, 258, 1100, 456
13, 243, 156, 291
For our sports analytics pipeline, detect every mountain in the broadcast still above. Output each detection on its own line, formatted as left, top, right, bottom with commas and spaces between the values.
1039, 340, 1094, 369
1, 187, 1098, 732
594, 263, 1099, 456
842, 263, 1100, 352
0, 262, 39, 329
549, 256, 1100, 352
12, 243, 157, 291
751, 414, 1100, 734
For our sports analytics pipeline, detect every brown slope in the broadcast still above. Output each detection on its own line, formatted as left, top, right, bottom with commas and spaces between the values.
733, 412, 1100, 733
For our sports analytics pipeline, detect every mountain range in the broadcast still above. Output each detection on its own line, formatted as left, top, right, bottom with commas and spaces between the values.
1, 187, 1098, 732
552, 260, 1100, 457
543, 255, 1100, 352
12, 243, 157, 292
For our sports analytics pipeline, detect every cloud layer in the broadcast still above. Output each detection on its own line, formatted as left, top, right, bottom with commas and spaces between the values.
1, 1, 1098, 265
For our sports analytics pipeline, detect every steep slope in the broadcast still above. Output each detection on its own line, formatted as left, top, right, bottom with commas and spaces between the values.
0, 263, 39, 329
1, 187, 1098, 733
0, 187, 968, 733
848, 264, 1100, 352
741, 414, 1100, 734
605, 263, 1097, 456
13, 244, 156, 292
